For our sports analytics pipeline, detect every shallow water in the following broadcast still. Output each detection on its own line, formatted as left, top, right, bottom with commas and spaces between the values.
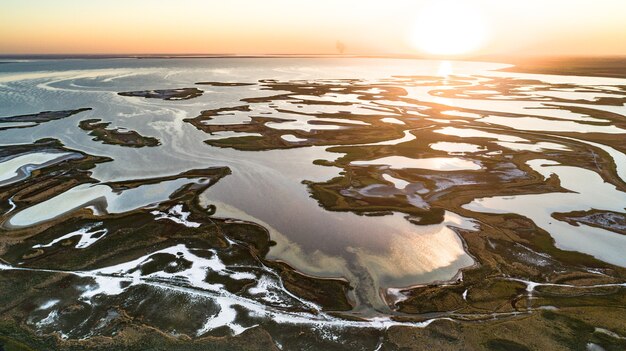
351, 156, 481, 171
0, 58, 625, 336
0, 151, 77, 185
464, 159, 626, 266
429, 142, 484, 154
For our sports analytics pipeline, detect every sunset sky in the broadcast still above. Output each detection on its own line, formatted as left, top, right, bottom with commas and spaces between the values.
1, 0, 625, 56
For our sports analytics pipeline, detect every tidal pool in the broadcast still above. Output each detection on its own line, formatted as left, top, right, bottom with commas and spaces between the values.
0, 151, 78, 186
429, 141, 484, 153
352, 156, 481, 171
464, 159, 626, 266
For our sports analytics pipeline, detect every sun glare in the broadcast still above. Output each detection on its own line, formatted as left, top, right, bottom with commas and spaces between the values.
411, 0, 488, 56
437, 60, 453, 76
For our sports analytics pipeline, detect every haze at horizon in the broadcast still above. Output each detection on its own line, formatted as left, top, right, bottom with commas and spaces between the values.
1, 0, 625, 57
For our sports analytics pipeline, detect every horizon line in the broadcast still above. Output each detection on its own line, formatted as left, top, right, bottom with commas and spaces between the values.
1, 53, 626, 60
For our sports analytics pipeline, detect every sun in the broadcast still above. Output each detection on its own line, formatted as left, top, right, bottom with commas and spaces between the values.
411, 0, 488, 56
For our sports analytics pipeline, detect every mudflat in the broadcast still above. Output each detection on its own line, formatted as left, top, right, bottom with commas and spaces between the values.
0, 57, 624, 350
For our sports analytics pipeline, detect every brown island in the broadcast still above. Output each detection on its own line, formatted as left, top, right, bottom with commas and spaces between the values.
118, 88, 203, 100
78, 119, 161, 148
0, 108, 92, 130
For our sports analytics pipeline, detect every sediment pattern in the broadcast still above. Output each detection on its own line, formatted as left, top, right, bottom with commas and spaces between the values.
0, 58, 624, 350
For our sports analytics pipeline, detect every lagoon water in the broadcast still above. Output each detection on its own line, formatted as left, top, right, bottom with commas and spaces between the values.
1, 58, 625, 314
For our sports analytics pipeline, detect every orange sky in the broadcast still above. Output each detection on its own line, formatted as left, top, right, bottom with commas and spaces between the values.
1, 0, 625, 56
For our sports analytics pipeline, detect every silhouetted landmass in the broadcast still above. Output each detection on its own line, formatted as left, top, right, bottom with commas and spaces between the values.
500, 57, 626, 79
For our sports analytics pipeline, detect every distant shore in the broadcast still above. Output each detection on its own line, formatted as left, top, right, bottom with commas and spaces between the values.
496, 56, 626, 79
1, 54, 625, 79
